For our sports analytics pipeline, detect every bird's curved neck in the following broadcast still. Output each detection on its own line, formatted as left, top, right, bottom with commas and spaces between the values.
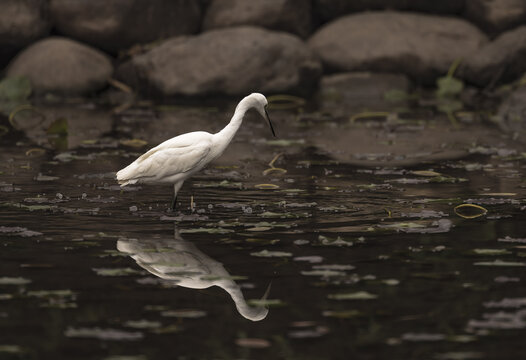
215, 100, 250, 146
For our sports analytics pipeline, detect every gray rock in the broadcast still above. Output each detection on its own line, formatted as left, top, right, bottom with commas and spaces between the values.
203, 0, 312, 38
318, 72, 411, 116
49, 0, 201, 53
465, 0, 526, 35
116, 26, 322, 97
308, 12, 487, 84
314, 0, 465, 22
7, 37, 113, 95
461, 26, 526, 87
0, 0, 50, 67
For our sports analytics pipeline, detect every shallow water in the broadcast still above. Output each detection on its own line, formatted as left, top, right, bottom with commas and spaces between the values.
1, 100, 526, 360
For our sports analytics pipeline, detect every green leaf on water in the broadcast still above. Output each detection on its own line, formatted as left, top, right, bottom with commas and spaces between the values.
328, 291, 378, 301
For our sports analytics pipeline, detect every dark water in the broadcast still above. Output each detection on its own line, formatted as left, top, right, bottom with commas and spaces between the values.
1, 100, 525, 360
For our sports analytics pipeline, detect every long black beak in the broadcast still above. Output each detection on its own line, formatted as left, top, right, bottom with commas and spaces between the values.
265, 107, 276, 137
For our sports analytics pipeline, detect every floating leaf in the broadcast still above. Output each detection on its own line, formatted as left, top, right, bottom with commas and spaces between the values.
247, 299, 286, 307
250, 250, 292, 258
474, 260, 525, 267
65, 327, 143, 341
411, 170, 442, 177
179, 227, 233, 234
301, 270, 346, 277
93, 268, 142, 276
124, 320, 162, 329
473, 249, 511, 256
328, 291, 377, 301
255, 183, 279, 190
0, 277, 31, 285
454, 204, 488, 219
246, 226, 272, 232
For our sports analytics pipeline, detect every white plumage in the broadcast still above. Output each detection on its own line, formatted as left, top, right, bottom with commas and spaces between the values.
116, 93, 275, 210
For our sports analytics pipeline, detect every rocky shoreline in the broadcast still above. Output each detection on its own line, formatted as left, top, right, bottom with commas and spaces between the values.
1, 0, 526, 100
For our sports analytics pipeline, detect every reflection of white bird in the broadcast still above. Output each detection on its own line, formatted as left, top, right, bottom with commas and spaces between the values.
117, 225, 270, 321
116, 93, 275, 210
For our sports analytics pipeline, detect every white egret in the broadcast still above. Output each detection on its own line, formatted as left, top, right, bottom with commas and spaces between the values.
116, 93, 275, 210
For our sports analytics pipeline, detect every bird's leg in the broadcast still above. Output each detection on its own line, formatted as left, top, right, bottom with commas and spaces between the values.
171, 194, 178, 212
170, 181, 184, 212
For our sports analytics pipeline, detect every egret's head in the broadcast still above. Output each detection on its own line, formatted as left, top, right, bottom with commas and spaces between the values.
246, 93, 276, 137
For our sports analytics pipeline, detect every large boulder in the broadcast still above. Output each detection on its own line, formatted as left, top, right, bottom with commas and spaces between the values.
308, 12, 488, 84
49, 0, 202, 53
465, 0, 526, 35
313, 0, 465, 22
318, 72, 411, 116
461, 26, 526, 87
203, 0, 312, 38
116, 26, 322, 97
0, 0, 50, 68
7, 37, 113, 95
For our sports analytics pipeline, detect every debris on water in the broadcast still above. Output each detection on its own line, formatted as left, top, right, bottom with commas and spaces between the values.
65, 327, 144, 341
401, 333, 446, 342
250, 250, 292, 258
468, 309, 526, 330
328, 291, 377, 301
93, 268, 143, 276
235, 338, 271, 348
315, 235, 353, 247
124, 320, 162, 329
0, 226, 42, 237
378, 219, 452, 234
434, 352, 484, 360
129, 205, 138, 212
288, 326, 330, 339
473, 249, 511, 256
35, 173, 59, 181
484, 298, 526, 309
0, 277, 31, 285
474, 260, 525, 267
454, 204, 488, 219
494, 276, 520, 283
498, 236, 526, 244
401, 210, 448, 219
293, 256, 323, 263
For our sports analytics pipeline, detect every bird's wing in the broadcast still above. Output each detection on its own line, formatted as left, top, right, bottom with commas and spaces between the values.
121, 140, 211, 181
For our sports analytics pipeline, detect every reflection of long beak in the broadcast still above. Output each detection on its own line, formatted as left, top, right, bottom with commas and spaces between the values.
265, 108, 276, 137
